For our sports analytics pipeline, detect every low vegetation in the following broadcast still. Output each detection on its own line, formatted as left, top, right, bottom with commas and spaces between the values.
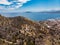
0, 15, 60, 45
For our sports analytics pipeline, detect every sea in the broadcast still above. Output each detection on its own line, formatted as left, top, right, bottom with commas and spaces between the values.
1, 12, 60, 21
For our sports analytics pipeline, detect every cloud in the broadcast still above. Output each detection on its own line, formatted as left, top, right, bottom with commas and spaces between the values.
0, 0, 11, 5
0, 0, 30, 9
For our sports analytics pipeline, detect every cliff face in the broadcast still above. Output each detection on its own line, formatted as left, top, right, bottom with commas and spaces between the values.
0, 15, 60, 45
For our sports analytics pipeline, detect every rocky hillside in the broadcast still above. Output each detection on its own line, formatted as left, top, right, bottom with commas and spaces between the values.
0, 15, 60, 45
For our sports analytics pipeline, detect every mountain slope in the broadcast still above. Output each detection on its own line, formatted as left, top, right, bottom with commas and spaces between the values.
0, 15, 60, 45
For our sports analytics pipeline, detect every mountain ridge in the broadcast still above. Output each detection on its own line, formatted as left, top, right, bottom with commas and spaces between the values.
0, 15, 60, 45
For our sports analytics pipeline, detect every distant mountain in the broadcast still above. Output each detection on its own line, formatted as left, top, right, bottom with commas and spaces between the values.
41, 10, 60, 13
25, 11, 32, 13
0, 15, 60, 45
24, 10, 60, 13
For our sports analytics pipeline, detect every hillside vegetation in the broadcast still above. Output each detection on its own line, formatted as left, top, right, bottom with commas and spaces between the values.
0, 15, 60, 45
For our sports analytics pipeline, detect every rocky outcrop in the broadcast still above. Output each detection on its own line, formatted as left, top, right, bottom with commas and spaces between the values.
0, 15, 60, 45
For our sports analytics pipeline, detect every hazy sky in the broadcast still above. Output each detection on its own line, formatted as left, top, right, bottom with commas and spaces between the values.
0, 0, 60, 12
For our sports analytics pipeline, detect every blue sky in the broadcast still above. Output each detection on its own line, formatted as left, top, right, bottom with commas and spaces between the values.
0, 0, 60, 12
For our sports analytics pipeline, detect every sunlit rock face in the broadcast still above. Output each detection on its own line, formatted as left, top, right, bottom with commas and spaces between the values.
0, 0, 30, 9
0, 15, 60, 45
